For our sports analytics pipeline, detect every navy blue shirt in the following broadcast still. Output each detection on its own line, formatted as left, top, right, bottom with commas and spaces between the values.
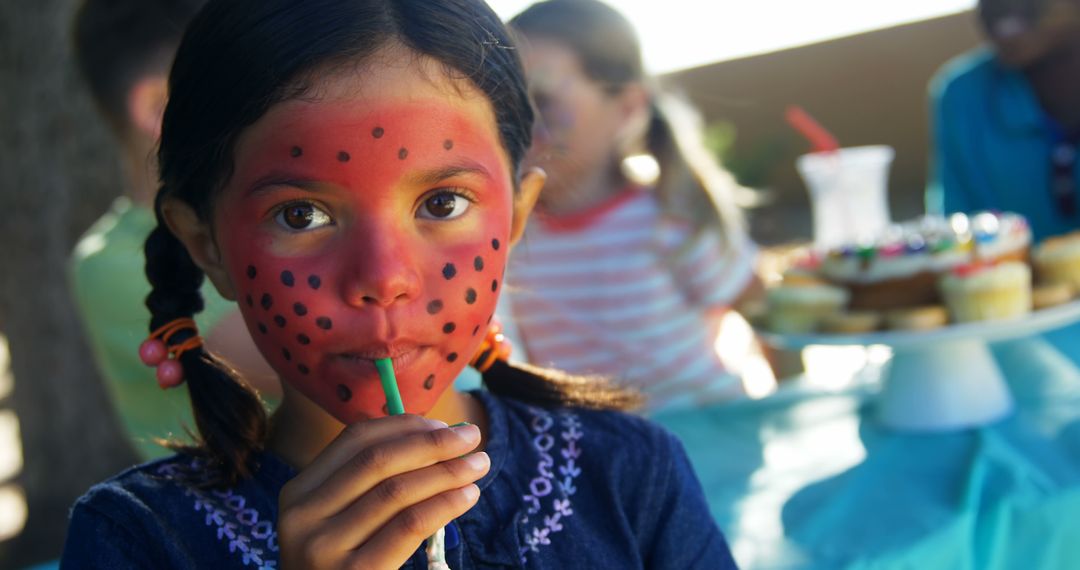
61, 391, 737, 568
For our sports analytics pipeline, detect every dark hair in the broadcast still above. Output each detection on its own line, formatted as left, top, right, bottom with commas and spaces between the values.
511, 0, 749, 247
72, 0, 206, 135
148, 0, 639, 485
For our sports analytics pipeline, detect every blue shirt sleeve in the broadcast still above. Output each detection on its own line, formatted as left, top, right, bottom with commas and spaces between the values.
641, 429, 739, 569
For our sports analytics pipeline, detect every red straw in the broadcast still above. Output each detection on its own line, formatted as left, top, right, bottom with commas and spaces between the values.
785, 105, 840, 153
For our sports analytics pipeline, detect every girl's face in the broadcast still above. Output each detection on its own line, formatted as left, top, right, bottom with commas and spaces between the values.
187, 54, 540, 423
520, 37, 631, 197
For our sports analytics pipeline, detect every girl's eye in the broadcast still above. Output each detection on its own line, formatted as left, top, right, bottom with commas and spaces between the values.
275, 202, 333, 231
419, 191, 471, 220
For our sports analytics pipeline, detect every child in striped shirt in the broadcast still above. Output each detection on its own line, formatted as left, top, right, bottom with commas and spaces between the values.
506, 0, 762, 411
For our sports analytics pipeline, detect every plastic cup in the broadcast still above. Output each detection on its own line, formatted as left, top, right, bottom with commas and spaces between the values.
796, 145, 895, 251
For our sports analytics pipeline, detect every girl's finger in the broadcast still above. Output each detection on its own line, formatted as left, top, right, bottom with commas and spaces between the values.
328, 451, 490, 548
344, 484, 481, 568
290, 423, 482, 518
281, 414, 446, 507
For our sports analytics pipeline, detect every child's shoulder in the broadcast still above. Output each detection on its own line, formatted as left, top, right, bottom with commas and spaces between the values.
65, 452, 288, 568
482, 391, 685, 465
473, 392, 733, 568
74, 450, 291, 516
76, 453, 202, 506
70, 453, 233, 535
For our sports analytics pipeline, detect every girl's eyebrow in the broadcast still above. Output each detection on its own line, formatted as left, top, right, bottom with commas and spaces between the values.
406, 162, 493, 186
246, 173, 322, 196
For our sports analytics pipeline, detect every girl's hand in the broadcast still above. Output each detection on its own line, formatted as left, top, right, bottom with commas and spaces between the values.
277, 415, 488, 569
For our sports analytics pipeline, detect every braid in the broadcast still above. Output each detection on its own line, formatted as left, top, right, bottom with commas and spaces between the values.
144, 198, 268, 486
481, 360, 644, 411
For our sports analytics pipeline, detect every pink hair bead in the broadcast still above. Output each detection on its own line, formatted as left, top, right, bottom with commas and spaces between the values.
139, 339, 168, 366
156, 359, 184, 389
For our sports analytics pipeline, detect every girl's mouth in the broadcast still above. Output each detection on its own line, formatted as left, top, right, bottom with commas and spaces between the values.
333, 345, 430, 374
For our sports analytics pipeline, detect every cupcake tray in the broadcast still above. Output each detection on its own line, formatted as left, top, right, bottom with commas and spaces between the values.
758, 300, 1080, 431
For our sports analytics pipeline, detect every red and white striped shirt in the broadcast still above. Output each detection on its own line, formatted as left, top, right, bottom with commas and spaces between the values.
505, 188, 756, 411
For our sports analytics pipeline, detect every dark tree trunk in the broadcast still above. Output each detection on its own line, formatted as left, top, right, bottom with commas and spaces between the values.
0, 2, 140, 568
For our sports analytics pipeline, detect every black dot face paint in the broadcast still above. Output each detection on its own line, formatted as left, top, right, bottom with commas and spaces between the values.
297, 333, 310, 345
282, 348, 291, 361
443, 139, 453, 150
443, 322, 456, 334
337, 384, 352, 402
281, 270, 295, 287
337, 151, 350, 162
474, 256, 484, 272
442, 263, 457, 280
398, 147, 408, 160
247, 265, 257, 279
492, 238, 500, 251
258, 323, 268, 334
465, 288, 477, 304
293, 302, 308, 317
315, 317, 333, 330
261, 294, 273, 310
245, 294, 253, 308
274, 315, 287, 328
290, 146, 302, 158
298, 364, 310, 375
427, 300, 444, 315
491, 279, 498, 292
424, 374, 435, 390
372, 126, 384, 138
447, 352, 458, 363
308, 275, 321, 290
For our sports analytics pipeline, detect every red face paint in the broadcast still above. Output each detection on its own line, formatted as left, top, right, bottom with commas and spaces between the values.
214, 69, 514, 423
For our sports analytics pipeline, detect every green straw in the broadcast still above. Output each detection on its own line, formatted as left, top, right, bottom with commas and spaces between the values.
375, 357, 450, 568
375, 358, 405, 416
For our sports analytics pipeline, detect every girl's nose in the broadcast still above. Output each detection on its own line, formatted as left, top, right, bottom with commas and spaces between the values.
340, 229, 422, 308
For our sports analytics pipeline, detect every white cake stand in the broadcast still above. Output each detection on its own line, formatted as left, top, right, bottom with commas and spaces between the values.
759, 300, 1080, 431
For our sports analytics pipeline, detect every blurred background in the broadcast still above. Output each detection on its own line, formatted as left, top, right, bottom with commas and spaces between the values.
0, 1, 981, 568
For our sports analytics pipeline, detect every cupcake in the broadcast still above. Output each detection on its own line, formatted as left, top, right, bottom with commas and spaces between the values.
939, 261, 1032, 323
820, 311, 882, 334
884, 305, 949, 331
1032, 231, 1080, 290
1032, 282, 1074, 310
765, 284, 849, 334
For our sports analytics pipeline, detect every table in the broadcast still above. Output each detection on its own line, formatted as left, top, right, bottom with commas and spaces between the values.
654, 346, 1080, 569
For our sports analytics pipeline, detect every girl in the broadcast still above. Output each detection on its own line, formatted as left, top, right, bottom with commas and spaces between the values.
504, 0, 763, 412
59, 0, 738, 568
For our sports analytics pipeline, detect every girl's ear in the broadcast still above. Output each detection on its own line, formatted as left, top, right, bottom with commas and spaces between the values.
160, 197, 238, 301
510, 167, 546, 246
614, 82, 650, 153
126, 75, 169, 140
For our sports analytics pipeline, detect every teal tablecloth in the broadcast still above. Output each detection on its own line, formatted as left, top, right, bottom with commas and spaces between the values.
654, 355, 1080, 570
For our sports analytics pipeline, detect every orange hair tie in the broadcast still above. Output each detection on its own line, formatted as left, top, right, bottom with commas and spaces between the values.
138, 318, 204, 389
470, 321, 512, 373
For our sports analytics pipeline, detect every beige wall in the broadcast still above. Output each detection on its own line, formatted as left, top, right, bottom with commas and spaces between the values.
662, 11, 984, 244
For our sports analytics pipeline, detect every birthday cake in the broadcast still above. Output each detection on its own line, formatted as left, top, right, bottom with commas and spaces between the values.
762, 211, 1066, 333
815, 211, 1031, 311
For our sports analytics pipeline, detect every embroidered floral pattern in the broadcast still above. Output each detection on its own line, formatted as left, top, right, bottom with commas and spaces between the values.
157, 458, 279, 569
518, 408, 584, 563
